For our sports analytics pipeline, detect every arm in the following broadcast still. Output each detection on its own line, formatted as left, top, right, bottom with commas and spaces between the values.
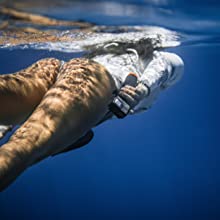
123, 52, 184, 114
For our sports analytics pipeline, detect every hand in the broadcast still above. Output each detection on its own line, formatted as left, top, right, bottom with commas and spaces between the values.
118, 83, 149, 109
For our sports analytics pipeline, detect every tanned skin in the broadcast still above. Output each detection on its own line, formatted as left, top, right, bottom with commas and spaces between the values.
0, 58, 116, 191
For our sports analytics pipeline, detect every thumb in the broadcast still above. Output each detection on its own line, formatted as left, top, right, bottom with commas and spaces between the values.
135, 83, 149, 98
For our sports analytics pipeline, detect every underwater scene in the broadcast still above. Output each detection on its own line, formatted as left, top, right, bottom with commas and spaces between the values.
0, 0, 220, 219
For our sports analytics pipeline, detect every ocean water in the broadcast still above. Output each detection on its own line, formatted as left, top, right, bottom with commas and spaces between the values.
0, 1, 220, 220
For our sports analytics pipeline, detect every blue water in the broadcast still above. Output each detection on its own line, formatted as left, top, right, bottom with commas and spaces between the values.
0, 1, 220, 220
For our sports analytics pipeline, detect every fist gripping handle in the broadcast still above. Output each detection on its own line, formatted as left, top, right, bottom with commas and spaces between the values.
109, 73, 138, 118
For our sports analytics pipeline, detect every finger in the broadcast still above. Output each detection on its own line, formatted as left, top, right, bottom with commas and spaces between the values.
119, 91, 138, 107
122, 84, 149, 98
120, 87, 140, 101
135, 83, 149, 97
120, 85, 136, 92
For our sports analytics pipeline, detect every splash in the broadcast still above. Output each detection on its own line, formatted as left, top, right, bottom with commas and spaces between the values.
0, 25, 181, 53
